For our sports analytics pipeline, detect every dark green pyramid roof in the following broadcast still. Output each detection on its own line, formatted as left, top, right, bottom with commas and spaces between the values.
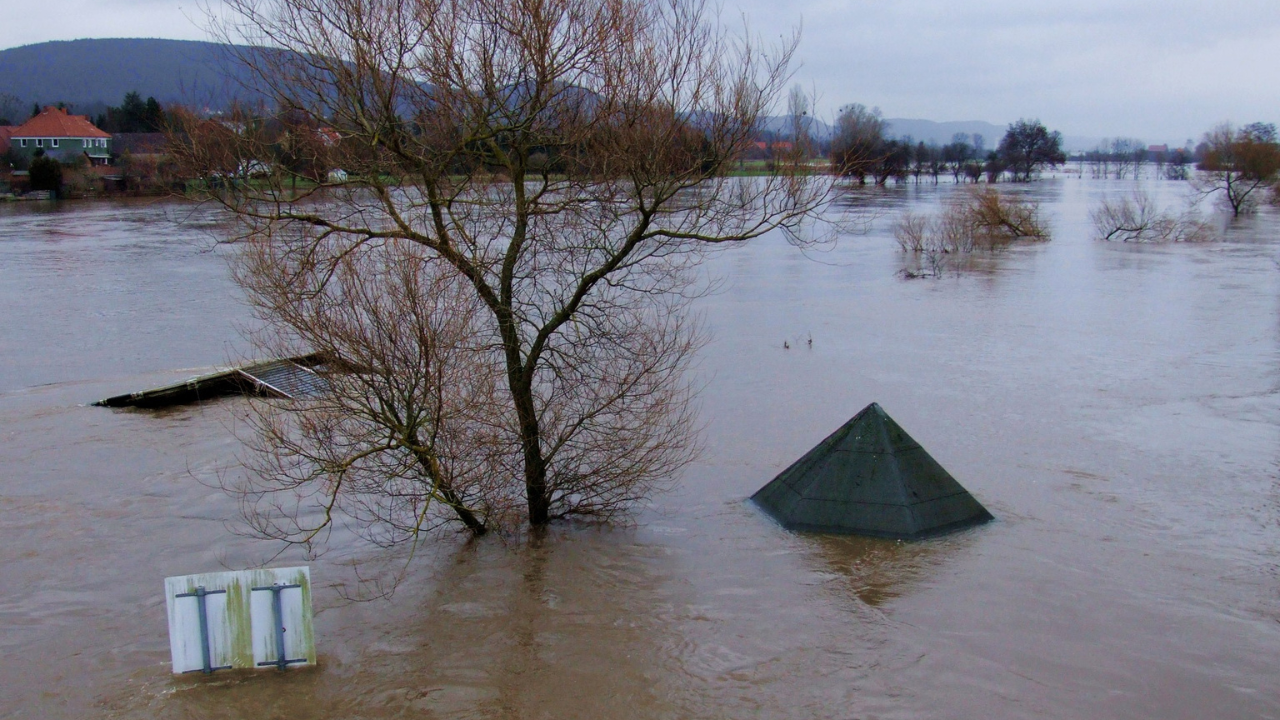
752, 403, 992, 540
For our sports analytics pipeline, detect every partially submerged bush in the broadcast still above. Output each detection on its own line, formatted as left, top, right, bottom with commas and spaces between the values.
963, 187, 1049, 245
893, 188, 1049, 275
894, 211, 931, 252
1090, 191, 1214, 243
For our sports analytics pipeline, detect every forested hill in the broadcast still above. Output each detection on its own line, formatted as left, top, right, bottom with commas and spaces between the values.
0, 38, 262, 115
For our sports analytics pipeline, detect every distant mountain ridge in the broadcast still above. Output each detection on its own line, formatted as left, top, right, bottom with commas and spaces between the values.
887, 118, 1113, 153
755, 115, 835, 141
754, 117, 1011, 146
0, 39, 1109, 151
883, 118, 1007, 147
0, 38, 263, 117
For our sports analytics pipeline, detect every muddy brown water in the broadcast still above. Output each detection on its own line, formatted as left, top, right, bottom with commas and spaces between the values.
1, 180, 1279, 719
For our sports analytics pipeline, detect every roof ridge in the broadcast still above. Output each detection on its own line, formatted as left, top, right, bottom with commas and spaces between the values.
870, 406, 916, 514
11, 107, 111, 139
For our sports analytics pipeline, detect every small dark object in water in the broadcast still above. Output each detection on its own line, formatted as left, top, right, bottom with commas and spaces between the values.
783, 341, 790, 349
751, 402, 993, 540
93, 353, 330, 408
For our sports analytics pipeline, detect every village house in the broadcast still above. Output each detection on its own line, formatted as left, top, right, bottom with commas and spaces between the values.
7, 107, 112, 165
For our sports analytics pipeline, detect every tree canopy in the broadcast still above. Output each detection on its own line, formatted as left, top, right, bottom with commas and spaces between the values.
1194, 122, 1280, 216
178, 0, 831, 545
997, 119, 1065, 181
829, 103, 886, 184
99, 91, 166, 133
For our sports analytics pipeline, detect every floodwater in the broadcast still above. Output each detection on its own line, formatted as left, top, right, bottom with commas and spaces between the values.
2, 179, 1279, 719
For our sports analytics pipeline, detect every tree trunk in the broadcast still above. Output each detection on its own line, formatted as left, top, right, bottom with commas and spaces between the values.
496, 305, 553, 526
411, 446, 488, 535
508, 375, 551, 525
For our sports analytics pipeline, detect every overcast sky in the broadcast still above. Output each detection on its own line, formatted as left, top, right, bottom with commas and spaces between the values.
3, 0, 1278, 143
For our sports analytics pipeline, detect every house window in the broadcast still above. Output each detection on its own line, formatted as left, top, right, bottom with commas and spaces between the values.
19, 139, 26, 147
51, 139, 59, 148
36, 139, 43, 147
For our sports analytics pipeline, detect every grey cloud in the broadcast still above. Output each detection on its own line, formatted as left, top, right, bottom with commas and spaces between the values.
735, 0, 1280, 140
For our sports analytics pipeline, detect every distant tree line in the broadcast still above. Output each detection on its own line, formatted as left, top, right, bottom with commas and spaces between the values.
1081, 139, 1193, 181
829, 105, 1064, 184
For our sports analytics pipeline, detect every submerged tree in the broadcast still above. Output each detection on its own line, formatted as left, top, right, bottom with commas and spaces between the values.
178, 0, 831, 545
1089, 191, 1214, 243
830, 103, 886, 184
943, 133, 975, 183
997, 119, 1065, 182
1193, 122, 1280, 217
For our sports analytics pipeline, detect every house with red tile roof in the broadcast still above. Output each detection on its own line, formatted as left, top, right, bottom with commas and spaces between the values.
9, 107, 112, 165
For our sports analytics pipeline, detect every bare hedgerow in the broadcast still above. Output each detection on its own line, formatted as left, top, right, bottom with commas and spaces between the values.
1090, 191, 1215, 243
893, 187, 1049, 275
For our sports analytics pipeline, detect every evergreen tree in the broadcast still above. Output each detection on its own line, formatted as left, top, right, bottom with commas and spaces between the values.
144, 97, 165, 132
29, 151, 63, 197
105, 92, 164, 132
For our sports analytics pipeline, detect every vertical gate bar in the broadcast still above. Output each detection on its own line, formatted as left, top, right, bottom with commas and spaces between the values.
252, 582, 303, 669
271, 585, 287, 670
176, 586, 227, 674
195, 586, 212, 674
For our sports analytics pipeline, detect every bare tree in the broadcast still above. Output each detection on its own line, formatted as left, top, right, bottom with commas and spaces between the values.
1152, 145, 1167, 178
1086, 141, 1110, 179
0, 93, 24, 125
1108, 138, 1145, 179
1090, 191, 1214, 243
1193, 122, 1280, 217
1165, 146, 1192, 180
233, 243, 511, 542
177, 0, 830, 540
830, 103, 886, 184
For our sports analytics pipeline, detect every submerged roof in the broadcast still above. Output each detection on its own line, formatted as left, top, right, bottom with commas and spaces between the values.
11, 106, 110, 139
751, 403, 992, 540
93, 354, 329, 409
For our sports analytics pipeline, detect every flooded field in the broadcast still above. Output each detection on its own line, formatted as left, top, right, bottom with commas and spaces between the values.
2, 179, 1279, 719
